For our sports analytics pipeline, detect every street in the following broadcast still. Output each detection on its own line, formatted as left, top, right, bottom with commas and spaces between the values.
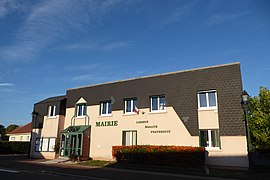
0, 155, 227, 180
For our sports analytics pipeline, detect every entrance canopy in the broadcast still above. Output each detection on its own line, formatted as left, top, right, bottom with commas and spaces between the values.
62, 125, 90, 134
60, 125, 90, 157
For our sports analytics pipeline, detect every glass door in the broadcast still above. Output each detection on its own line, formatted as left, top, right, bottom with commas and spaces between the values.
60, 133, 82, 157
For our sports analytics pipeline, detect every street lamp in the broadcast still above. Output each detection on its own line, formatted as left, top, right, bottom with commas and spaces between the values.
241, 90, 251, 166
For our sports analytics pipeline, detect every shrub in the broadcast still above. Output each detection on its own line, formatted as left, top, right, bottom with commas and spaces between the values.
0, 141, 30, 154
112, 145, 205, 167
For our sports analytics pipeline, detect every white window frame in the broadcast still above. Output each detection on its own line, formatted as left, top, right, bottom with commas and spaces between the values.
122, 130, 137, 146
124, 99, 137, 114
35, 137, 56, 152
76, 103, 87, 117
197, 90, 218, 110
100, 101, 112, 116
48, 105, 56, 118
150, 95, 166, 112
200, 129, 220, 150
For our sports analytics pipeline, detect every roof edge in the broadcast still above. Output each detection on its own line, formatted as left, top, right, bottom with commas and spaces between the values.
68, 62, 240, 91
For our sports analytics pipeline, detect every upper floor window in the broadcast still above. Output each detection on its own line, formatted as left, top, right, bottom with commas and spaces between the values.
100, 101, 112, 115
197, 90, 217, 109
150, 95, 166, 112
124, 98, 138, 114
76, 103, 87, 117
199, 129, 220, 148
48, 105, 56, 117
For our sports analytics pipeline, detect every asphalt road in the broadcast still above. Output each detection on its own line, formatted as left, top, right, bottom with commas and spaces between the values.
0, 155, 225, 180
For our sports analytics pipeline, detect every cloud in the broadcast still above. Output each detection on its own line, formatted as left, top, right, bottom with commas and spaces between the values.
58, 40, 132, 51
154, 1, 196, 30
0, 0, 30, 18
71, 74, 106, 82
0, 83, 14, 87
206, 12, 250, 26
0, 0, 125, 63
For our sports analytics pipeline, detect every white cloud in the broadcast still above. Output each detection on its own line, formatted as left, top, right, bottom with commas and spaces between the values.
206, 12, 250, 26
0, 0, 125, 63
58, 40, 132, 51
71, 74, 106, 82
0, 83, 14, 87
0, 0, 30, 18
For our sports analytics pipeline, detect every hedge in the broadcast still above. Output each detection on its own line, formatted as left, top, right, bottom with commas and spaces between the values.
112, 145, 205, 167
0, 141, 30, 154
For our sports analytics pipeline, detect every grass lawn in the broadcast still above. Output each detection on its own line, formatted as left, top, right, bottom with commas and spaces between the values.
79, 160, 115, 167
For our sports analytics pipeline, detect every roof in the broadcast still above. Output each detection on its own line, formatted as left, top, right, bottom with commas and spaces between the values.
7, 122, 32, 135
35, 95, 66, 104
68, 62, 240, 91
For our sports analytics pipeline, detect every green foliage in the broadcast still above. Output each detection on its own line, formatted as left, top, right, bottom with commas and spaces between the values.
0, 141, 30, 154
247, 87, 270, 151
6, 124, 19, 134
112, 145, 205, 167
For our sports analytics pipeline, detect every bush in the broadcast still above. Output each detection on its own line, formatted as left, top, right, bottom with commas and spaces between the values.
0, 141, 30, 154
112, 145, 205, 167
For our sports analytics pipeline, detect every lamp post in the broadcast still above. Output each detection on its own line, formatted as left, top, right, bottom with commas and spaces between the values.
241, 90, 251, 166
29, 111, 38, 158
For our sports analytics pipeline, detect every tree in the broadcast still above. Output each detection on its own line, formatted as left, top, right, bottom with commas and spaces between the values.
5, 124, 19, 134
247, 86, 270, 151
0, 125, 5, 136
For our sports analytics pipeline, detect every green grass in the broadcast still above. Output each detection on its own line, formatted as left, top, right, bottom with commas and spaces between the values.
79, 160, 114, 167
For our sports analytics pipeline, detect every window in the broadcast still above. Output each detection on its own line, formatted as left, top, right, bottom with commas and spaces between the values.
20, 136, 23, 141
48, 105, 56, 117
11, 137, 15, 141
35, 138, 42, 152
27, 136, 30, 141
76, 103, 87, 117
122, 131, 137, 146
150, 95, 166, 112
35, 137, 56, 152
124, 98, 138, 114
100, 101, 112, 115
197, 91, 217, 109
200, 130, 220, 148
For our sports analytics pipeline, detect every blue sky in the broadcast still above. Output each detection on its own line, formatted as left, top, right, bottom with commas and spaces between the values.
0, 0, 269, 127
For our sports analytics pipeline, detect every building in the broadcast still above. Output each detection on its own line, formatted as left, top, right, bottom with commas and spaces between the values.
7, 122, 32, 142
30, 62, 249, 167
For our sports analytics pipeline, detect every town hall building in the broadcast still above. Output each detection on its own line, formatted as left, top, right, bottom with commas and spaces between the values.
30, 62, 249, 167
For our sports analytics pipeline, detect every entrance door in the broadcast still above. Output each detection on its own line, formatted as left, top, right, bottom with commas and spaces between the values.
60, 134, 82, 157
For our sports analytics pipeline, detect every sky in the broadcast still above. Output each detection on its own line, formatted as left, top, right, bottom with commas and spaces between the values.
0, 0, 269, 127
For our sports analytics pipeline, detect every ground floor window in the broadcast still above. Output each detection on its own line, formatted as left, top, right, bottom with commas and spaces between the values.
35, 137, 56, 152
122, 130, 137, 146
199, 129, 220, 148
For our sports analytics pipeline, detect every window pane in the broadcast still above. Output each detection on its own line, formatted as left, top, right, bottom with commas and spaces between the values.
108, 102, 112, 114
151, 97, 158, 110
132, 131, 137, 145
159, 96, 166, 110
83, 104, 87, 115
211, 130, 219, 147
126, 100, 131, 112
133, 99, 138, 112
208, 92, 216, 107
199, 93, 207, 107
200, 130, 208, 147
122, 131, 126, 146
126, 131, 131, 146
78, 105, 82, 116
102, 103, 106, 114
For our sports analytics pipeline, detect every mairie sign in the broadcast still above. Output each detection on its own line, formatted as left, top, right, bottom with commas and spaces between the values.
96, 121, 118, 127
